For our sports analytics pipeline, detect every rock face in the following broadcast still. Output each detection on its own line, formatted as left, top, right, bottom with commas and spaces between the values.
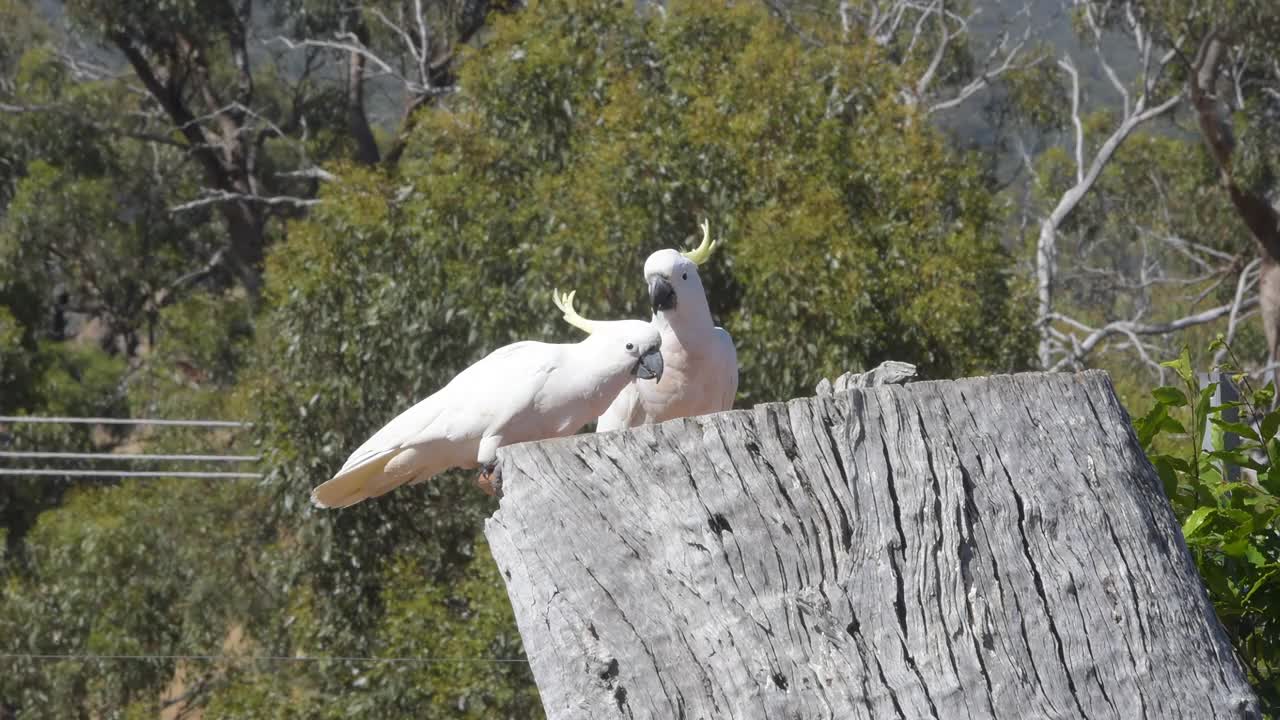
485, 371, 1260, 720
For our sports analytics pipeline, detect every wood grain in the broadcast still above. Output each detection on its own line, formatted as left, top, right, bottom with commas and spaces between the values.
485, 371, 1259, 719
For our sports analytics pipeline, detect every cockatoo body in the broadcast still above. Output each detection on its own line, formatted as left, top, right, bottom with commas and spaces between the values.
312, 298, 662, 508
596, 221, 738, 432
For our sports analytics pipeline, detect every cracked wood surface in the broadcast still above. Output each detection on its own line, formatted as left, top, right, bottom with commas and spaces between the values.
484, 371, 1259, 719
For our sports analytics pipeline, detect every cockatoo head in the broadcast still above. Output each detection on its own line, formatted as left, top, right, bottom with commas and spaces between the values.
643, 219, 720, 313
552, 289, 664, 381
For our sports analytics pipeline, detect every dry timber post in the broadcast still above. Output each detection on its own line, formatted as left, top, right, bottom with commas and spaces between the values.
484, 371, 1260, 719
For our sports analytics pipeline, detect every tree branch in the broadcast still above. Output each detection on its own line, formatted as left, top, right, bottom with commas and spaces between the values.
344, 6, 381, 166
1214, 257, 1262, 366
1036, 40, 1182, 368
1188, 30, 1280, 263
1048, 297, 1260, 372
168, 190, 321, 214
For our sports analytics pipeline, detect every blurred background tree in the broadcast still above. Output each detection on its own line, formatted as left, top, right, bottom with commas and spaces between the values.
1, 0, 1278, 716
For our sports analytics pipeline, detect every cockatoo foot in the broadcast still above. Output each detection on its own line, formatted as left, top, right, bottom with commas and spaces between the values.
476, 461, 503, 498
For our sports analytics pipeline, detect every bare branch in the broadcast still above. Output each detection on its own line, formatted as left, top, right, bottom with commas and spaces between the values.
1078, 0, 1131, 116
267, 35, 418, 91
151, 249, 228, 311
905, 0, 941, 63
169, 190, 321, 214
1148, 229, 1239, 268
276, 167, 339, 183
1048, 297, 1260, 372
761, 0, 823, 48
928, 34, 1031, 113
1189, 30, 1280, 263
1214, 257, 1262, 366
1037, 32, 1183, 368
370, 6, 424, 81
1060, 55, 1085, 185
414, 0, 433, 89
0, 102, 55, 113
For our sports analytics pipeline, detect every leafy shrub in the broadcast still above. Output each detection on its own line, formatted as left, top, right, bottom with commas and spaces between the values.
1135, 346, 1280, 709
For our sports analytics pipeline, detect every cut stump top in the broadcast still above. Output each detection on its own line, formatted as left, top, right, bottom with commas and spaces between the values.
485, 371, 1259, 720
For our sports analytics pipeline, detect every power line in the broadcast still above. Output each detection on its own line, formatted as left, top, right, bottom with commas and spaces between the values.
0, 451, 260, 463
0, 469, 261, 479
0, 652, 527, 665
0, 416, 250, 428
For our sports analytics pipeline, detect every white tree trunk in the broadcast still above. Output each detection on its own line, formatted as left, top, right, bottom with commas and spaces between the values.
485, 371, 1259, 719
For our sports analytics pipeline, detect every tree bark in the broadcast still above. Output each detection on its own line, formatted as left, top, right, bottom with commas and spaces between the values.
1189, 32, 1280, 382
347, 49, 381, 166
485, 371, 1259, 719
112, 32, 267, 302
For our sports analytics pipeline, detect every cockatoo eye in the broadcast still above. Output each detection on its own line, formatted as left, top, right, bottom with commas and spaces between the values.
626, 342, 634, 351
682, 272, 688, 280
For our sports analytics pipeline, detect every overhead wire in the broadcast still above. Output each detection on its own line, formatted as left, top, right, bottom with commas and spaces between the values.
0, 469, 261, 479
0, 416, 250, 428
1, 416, 261, 479
0, 451, 260, 463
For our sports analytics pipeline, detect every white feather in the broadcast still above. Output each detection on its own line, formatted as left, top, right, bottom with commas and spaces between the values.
313, 326, 660, 508
596, 248, 738, 431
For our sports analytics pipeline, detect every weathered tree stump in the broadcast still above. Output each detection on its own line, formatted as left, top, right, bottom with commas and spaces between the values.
484, 371, 1259, 719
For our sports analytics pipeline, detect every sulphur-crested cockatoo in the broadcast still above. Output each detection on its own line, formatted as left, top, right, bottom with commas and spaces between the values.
586, 220, 737, 431
311, 291, 663, 508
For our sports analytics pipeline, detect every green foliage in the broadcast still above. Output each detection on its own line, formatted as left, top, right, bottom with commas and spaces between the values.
199, 540, 540, 718
240, 161, 532, 712
403, 0, 1032, 399
997, 44, 1069, 133
368, 542, 539, 716
0, 35, 230, 355
0, 336, 127, 564
0, 478, 270, 717
1136, 345, 1280, 710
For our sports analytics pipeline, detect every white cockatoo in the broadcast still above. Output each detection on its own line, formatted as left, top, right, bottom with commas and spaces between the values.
588, 220, 738, 431
311, 291, 664, 508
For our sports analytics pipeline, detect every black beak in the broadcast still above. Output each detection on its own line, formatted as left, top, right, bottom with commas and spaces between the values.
649, 276, 676, 312
634, 348, 664, 382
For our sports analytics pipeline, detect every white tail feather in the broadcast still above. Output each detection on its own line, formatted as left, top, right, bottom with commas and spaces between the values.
311, 448, 401, 509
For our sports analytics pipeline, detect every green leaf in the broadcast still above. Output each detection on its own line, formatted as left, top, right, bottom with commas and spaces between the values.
1160, 347, 1195, 384
1195, 383, 1216, 447
1255, 382, 1276, 410
1222, 539, 1251, 558
1135, 404, 1169, 448
1242, 493, 1279, 511
1261, 464, 1280, 496
1181, 506, 1215, 539
1261, 410, 1280, 442
1152, 455, 1179, 498
1205, 450, 1268, 472
1152, 385, 1188, 407
1243, 569, 1278, 605
1209, 418, 1260, 443
1209, 482, 1249, 500
1219, 508, 1254, 527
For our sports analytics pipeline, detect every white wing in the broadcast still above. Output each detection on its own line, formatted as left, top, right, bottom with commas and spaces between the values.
311, 341, 552, 508
712, 326, 738, 412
